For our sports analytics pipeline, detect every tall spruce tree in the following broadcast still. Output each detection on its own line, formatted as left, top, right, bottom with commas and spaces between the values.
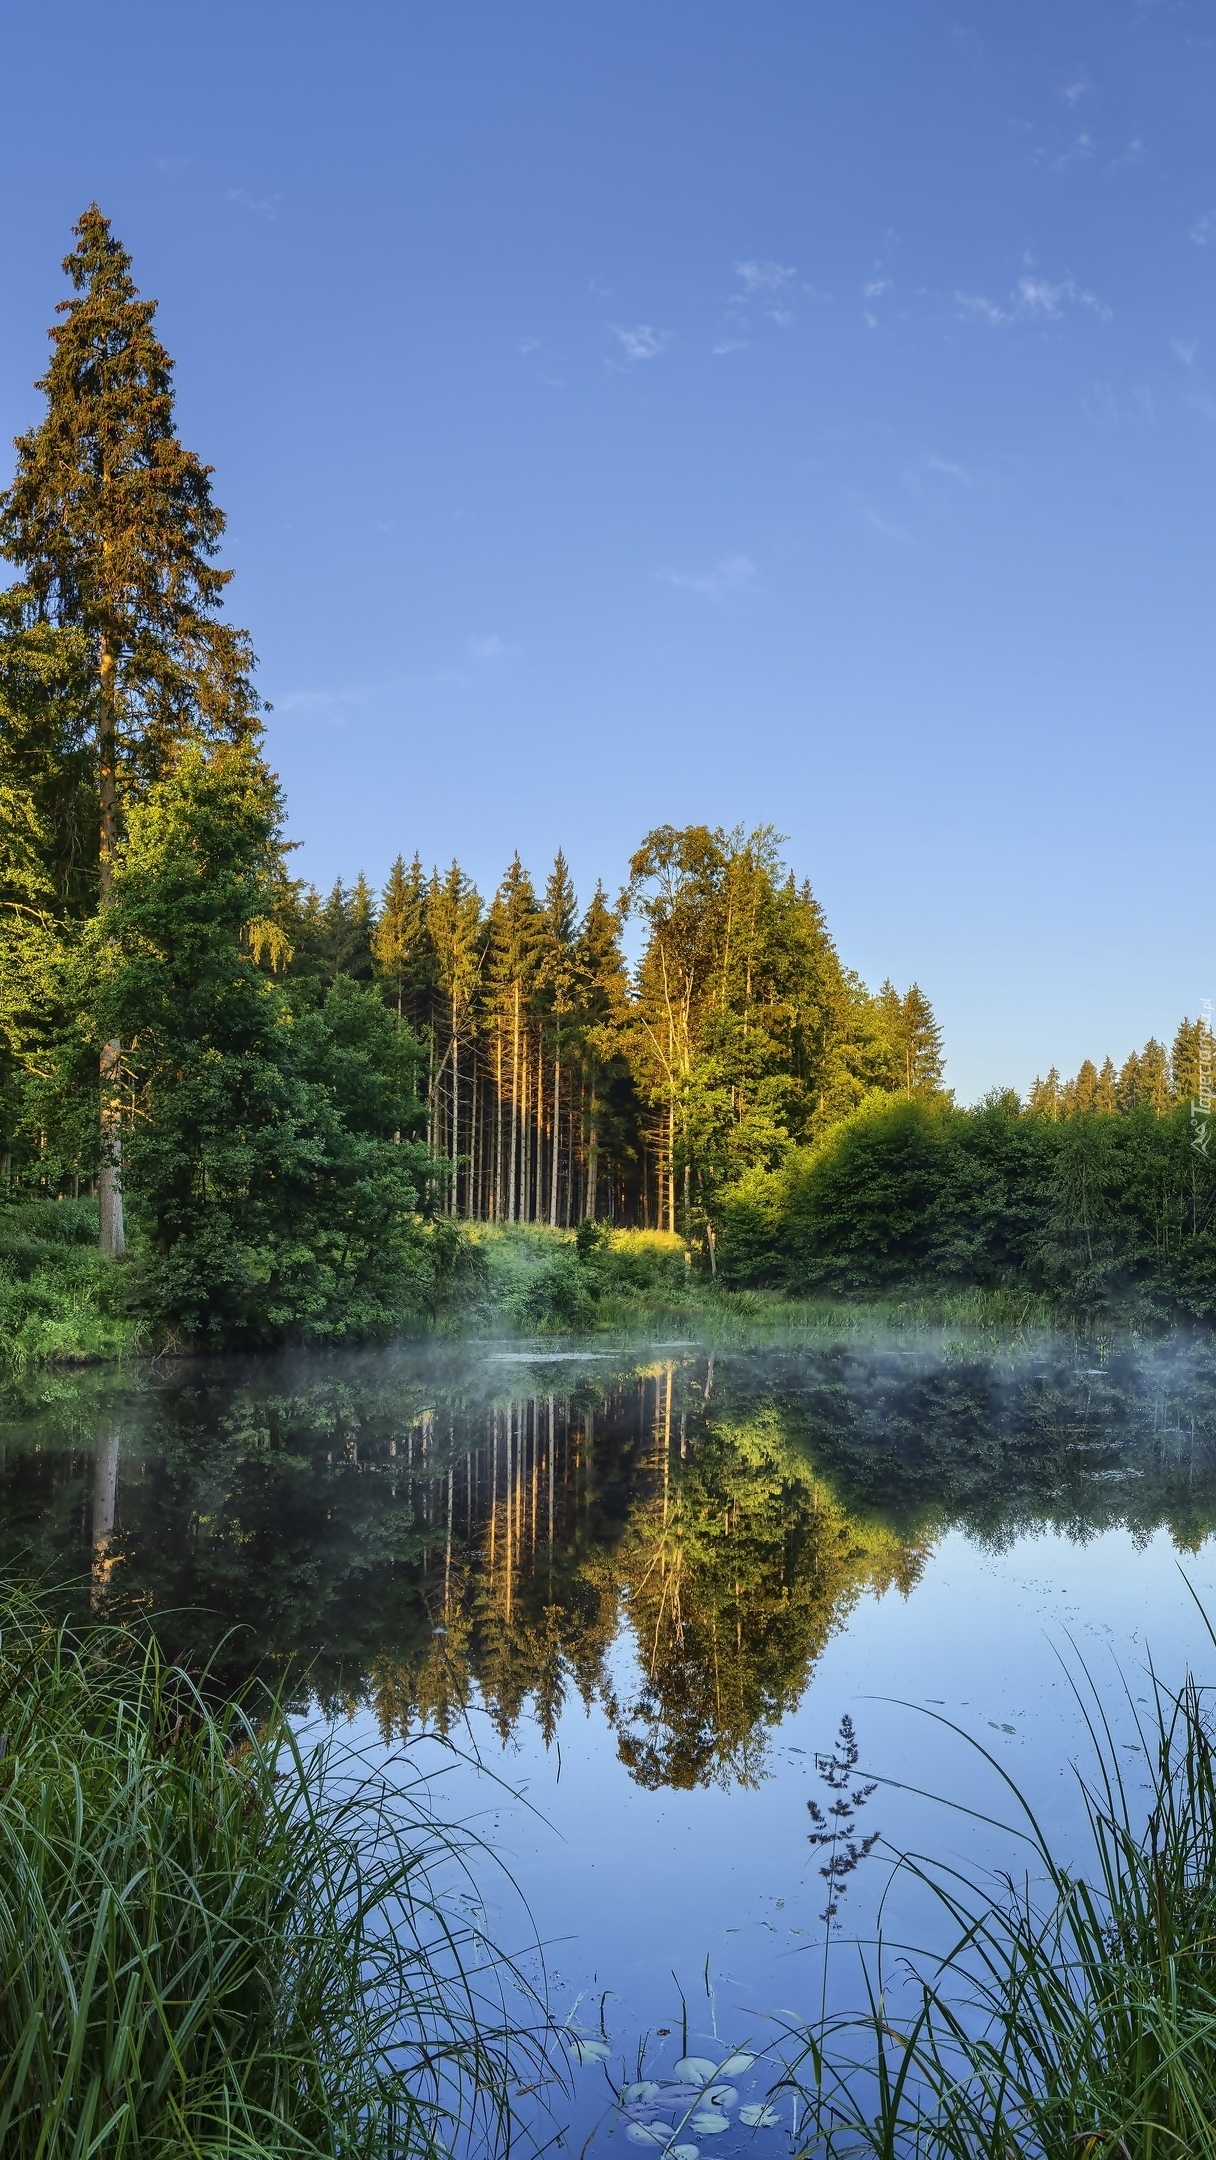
0, 206, 260, 1254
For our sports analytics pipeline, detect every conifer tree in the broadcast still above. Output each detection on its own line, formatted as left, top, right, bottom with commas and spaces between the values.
373, 854, 430, 1019
1028, 1069, 1062, 1120
486, 857, 541, 1221
575, 882, 632, 1220
1136, 1037, 1172, 1115
0, 207, 260, 1253
540, 852, 578, 1224
1171, 1018, 1210, 1105
1073, 1058, 1099, 1113
877, 981, 946, 1098
1117, 1050, 1142, 1114
1094, 1056, 1119, 1114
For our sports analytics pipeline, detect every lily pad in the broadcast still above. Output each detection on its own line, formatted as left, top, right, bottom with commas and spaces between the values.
626, 2123, 670, 2147
669, 2147, 699, 2160
702, 2087, 738, 2110
623, 2083, 662, 2105
672, 2057, 719, 2085
716, 2054, 754, 2077
689, 2114, 730, 2136
568, 2036, 612, 2065
739, 2106, 781, 2128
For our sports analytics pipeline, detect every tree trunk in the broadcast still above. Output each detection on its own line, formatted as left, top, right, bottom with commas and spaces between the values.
586, 1076, 599, 1221
668, 1099, 677, 1235
548, 1050, 560, 1226
494, 1023, 504, 1221
509, 982, 520, 1222
98, 632, 125, 1258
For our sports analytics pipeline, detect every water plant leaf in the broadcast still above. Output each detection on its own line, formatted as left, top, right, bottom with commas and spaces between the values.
672, 2056, 719, 2083
569, 2036, 612, 2064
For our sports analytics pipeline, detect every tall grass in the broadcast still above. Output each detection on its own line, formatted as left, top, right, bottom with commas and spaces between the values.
0, 1587, 552, 2157
783, 1605, 1216, 2156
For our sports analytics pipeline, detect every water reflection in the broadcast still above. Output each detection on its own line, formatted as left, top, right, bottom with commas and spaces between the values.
3, 1338, 1216, 1790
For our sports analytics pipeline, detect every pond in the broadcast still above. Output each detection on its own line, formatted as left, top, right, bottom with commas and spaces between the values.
5, 1331, 1216, 2147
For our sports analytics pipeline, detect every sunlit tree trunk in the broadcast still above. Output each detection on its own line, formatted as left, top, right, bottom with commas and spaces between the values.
97, 633, 125, 1258
509, 983, 520, 1222
549, 1048, 561, 1226
668, 1100, 676, 1235
585, 1072, 599, 1221
494, 1024, 504, 1221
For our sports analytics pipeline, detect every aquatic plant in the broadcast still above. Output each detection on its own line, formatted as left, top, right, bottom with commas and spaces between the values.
0, 1586, 550, 2157
782, 1604, 1216, 2156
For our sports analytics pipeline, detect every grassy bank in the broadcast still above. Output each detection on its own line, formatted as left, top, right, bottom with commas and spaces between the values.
0, 1202, 1066, 1371
0, 1585, 546, 2158
0, 1200, 144, 1372
456, 1222, 1059, 1343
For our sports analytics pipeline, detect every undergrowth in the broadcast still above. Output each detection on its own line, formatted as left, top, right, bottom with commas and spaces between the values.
0, 1200, 142, 1372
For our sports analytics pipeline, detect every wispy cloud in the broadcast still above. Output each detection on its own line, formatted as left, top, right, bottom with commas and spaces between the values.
1083, 380, 1156, 426
902, 453, 974, 497
1174, 339, 1198, 367
854, 502, 912, 545
719, 259, 799, 342
466, 634, 518, 664
609, 323, 672, 364
734, 258, 797, 297
1190, 209, 1216, 245
656, 553, 759, 601
955, 270, 1110, 326
227, 186, 280, 220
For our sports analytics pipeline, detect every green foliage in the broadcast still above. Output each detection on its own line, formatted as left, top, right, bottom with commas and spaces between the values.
0, 205, 260, 774
0, 1200, 139, 1371
0, 1585, 545, 2158
66, 744, 436, 1345
718, 1093, 1216, 1322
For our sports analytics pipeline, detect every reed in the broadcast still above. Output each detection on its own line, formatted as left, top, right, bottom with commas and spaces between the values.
784, 1605, 1216, 2156
0, 1587, 549, 2157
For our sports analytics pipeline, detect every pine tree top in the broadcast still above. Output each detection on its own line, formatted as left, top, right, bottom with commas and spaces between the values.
0, 205, 261, 757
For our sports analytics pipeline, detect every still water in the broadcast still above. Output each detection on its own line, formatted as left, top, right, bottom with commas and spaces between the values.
4, 1333, 1216, 2139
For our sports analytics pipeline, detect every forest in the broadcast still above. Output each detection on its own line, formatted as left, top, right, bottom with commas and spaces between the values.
3, 206, 1216, 1353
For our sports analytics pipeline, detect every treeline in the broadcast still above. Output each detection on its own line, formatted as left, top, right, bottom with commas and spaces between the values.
0, 205, 947, 1345
719, 1092, 1216, 1323
272, 837, 945, 1236
1028, 1022, 1213, 1119
6, 206, 1215, 1347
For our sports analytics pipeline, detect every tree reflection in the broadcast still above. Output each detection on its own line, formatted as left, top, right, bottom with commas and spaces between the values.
3, 1338, 1216, 1791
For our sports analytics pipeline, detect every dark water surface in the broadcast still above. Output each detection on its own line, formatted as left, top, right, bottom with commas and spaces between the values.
6, 1332, 1216, 2143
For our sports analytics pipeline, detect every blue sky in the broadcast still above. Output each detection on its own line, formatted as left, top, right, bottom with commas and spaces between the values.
3, 0, 1215, 1102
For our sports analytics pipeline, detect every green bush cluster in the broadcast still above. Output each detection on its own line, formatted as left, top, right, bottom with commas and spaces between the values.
718, 1094, 1216, 1321
466, 1222, 691, 1334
